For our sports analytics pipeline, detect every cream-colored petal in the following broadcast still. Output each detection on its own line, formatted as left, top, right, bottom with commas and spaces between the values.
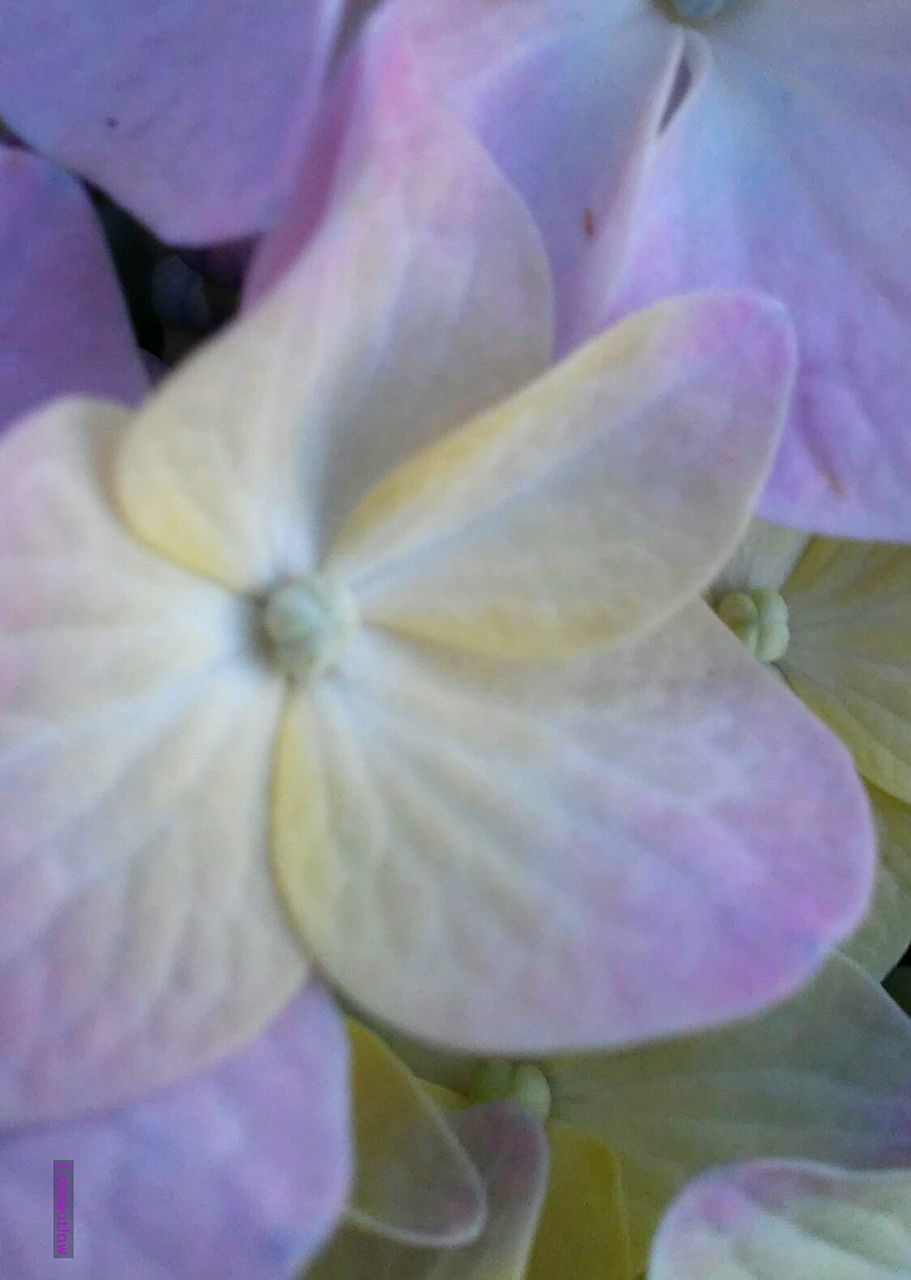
548, 954, 911, 1268
649, 1162, 911, 1280
781, 538, 911, 804
116, 59, 551, 592
346, 1021, 486, 1247
273, 602, 869, 1053
0, 400, 306, 1124
329, 293, 795, 661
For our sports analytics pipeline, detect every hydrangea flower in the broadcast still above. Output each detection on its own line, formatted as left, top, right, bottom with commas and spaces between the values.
0, 60, 874, 1147
350, 0, 911, 538
713, 521, 911, 977
309, 952, 911, 1278
0, 1, 345, 241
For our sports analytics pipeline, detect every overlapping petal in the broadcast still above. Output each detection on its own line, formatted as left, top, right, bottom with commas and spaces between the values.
274, 604, 871, 1052
0, 402, 305, 1124
346, 1021, 485, 1246
0, 147, 145, 431
649, 1161, 911, 1280
0, 983, 349, 1279
118, 78, 552, 591
607, 1, 911, 536
329, 292, 795, 660
781, 539, 911, 804
345, 0, 681, 352
549, 954, 911, 1266
0, 1, 345, 242
308, 1103, 548, 1279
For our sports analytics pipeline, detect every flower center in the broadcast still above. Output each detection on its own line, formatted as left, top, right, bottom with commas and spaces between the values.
467, 1060, 552, 1124
261, 574, 358, 681
664, 0, 739, 21
716, 587, 790, 663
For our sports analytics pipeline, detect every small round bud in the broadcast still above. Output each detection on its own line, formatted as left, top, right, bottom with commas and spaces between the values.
716, 587, 790, 663
262, 574, 358, 681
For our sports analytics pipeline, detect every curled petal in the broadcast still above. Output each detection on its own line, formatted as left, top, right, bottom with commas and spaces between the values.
308, 1102, 549, 1279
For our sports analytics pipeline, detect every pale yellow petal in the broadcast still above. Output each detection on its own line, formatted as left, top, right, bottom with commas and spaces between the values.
329, 293, 795, 661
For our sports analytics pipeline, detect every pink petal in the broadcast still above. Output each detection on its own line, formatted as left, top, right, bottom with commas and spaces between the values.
606, 1, 911, 537
0, 983, 350, 1279
0, 147, 145, 429
276, 603, 872, 1053
0, 2, 344, 242
256, 0, 680, 353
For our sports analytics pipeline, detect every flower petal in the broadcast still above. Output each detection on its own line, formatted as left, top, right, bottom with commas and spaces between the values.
780, 538, 911, 805
0, 400, 306, 1124
548, 953, 911, 1267
329, 292, 795, 661
0, 1, 344, 241
273, 601, 871, 1052
526, 1120, 632, 1280
842, 784, 911, 980
308, 1102, 548, 1279
117, 71, 552, 592
607, 1, 911, 537
346, 1021, 486, 1247
649, 1161, 911, 1280
349, 0, 681, 353
0, 982, 349, 1279
0, 147, 144, 430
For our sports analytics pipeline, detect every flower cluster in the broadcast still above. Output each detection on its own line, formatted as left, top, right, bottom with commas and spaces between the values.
0, 1, 909, 1277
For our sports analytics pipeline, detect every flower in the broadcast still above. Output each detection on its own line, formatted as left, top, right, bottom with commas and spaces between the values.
347, 0, 911, 538
308, 951, 911, 1278
712, 520, 911, 977
0, 0, 345, 241
0, 65, 871, 1141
